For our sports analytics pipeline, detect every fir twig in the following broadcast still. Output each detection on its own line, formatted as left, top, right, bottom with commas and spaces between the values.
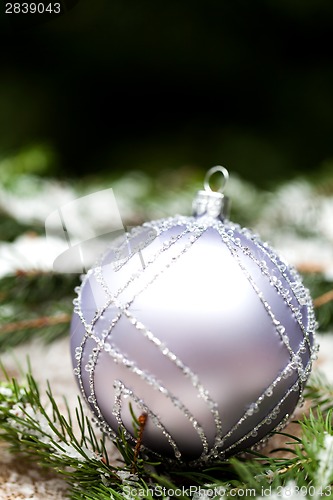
0, 271, 78, 350
314, 289, 333, 308
0, 313, 70, 335
131, 412, 148, 474
1, 367, 333, 499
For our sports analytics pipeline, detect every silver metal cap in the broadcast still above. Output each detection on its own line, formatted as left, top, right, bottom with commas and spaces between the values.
192, 166, 231, 219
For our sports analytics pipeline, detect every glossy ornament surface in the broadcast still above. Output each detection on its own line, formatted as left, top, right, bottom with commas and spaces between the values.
70, 167, 317, 465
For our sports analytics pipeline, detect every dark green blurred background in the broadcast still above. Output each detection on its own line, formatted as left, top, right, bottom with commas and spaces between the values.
1, 0, 333, 187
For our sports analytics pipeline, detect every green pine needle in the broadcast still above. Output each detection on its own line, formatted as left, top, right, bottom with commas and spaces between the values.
0, 272, 78, 350
1, 367, 333, 499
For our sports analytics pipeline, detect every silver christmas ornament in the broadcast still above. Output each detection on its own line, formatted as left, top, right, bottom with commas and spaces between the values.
70, 166, 318, 465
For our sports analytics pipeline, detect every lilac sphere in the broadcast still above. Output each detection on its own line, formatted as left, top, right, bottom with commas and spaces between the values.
70, 174, 317, 465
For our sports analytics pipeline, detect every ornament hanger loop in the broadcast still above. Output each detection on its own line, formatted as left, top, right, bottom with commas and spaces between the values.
204, 166, 229, 194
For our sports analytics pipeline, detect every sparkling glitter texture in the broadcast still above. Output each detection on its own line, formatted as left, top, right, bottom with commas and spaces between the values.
70, 168, 318, 465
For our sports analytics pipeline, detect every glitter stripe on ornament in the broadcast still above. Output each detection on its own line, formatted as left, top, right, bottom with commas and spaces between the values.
96, 224, 191, 320
249, 234, 316, 348
73, 223, 194, 413
209, 219, 315, 454
216, 350, 310, 453
209, 221, 308, 448
122, 309, 222, 454
92, 220, 222, 459
83, 223, 192, 410
74, 218, 223, 461
233, 227, 317, 383
111, 227, 157, 272
222, 233, 299, 363
88, 336, 210, 458
112, 380, 181, 459
211, 345, 316, 460
233, 251, 309, 383
222, 378, 300, 455
221, 221, 316, 384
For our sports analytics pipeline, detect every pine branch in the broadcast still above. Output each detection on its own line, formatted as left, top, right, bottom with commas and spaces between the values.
0, 313, 70, 335
0, 272, 78, 350
1, 367, 333, 499
0, 368, 161, 499
314, 290, 333, 308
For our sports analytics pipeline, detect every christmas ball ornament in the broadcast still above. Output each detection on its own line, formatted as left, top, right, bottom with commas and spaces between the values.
70, 166, 318, 465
